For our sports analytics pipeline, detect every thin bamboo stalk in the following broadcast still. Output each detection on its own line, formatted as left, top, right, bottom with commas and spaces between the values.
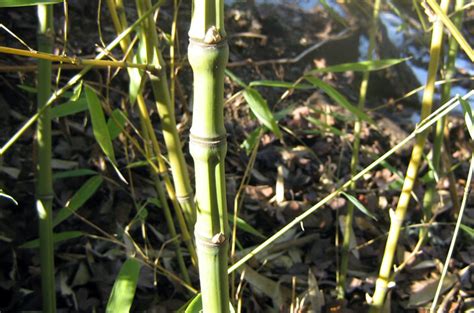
0, 1, 163, 156
189, 0, 230, 311
0, 46, 155, 71
137, 0, 197, 230
369, 0, 450, 311
105, 0, 196, 276
337, 0, 381, 300
422, 0, 464, 243
36, 4, 56, 313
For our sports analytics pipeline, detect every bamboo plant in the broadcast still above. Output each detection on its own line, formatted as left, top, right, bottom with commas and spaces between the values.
188, 0, 230, 311
36, 3, 56, 312
104, 0, 193, 282
337, 0, 381, 300
369, 0, 450, 310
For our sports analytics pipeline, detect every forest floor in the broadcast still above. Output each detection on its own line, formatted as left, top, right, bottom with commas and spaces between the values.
0, 1, 473, 312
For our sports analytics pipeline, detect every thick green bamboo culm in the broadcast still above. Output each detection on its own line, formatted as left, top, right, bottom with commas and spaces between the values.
189, 0, 230, 312
104, 0, 193, 281
136, 0, 197, 230
369, 0, 449, 311
36, 4, 56, 313
337, 0, 381, 300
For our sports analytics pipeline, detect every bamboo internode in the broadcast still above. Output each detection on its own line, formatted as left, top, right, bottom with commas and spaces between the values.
189, 0, 230, 310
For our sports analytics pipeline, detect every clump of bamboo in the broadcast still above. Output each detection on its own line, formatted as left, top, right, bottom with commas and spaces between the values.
369, 0, 450, 311
105, 0, 192, 282
36, 3, 56, 312
337, 0, 381, 300
188, 0, 230, 312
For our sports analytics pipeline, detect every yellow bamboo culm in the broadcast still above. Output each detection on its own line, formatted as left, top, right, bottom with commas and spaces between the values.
369, 0, 450, 311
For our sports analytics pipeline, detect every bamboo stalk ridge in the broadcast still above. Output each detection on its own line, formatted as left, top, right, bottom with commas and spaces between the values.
337, 0, 381, 300
36, 4, 56, 312
188, 0, 230, 311
369, 0, 450, 311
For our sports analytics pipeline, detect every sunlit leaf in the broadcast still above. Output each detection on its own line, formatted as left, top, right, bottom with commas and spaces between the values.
0, 0, 62, 7
241, 127, 262, 155
19, 231, 84, 249
85, 85, 117, 164
460, 224, 474, 238
249, 80, 312, 89
305, 77, 375, 125
342, 192, 377, 221
53, 175, 103, 227
106, 258, 142, 313
0, 189, 18, 205
306, 116, 344, 136
460, 97, 474, 140
243, 88, 282, 138
229, 215, 266, 239
310, 58, 409, 74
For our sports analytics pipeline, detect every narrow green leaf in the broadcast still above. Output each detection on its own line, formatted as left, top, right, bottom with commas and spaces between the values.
229, 215, 266, 239
240, 127, 262, 155
305, 77, 375, 125
53, 175, 103, 227
460, 224, 474, 238
243, 88, 282, 138
460, 97, 474, 140
249, 80, 312, 89
0, 189, 18, 205
225, 69, 247, 87
309, 58, 409, 74
183, 294, 202, 313
106, 258, 142, 313
19, 231, 84, 249
85, 85, 116, 164
342, 192, 378, 221
0, 0, 62, 7
107, 109, 128, 140
50, 96, 88, 118
53, 169, 98, 180
16, 85, 37, 93
305, 116, 344, 136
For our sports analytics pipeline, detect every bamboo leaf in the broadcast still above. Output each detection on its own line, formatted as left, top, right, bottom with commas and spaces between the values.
128, 51, 146, 106
19, 231, 84, 249
243, 88, 282, 139
0, 0, 63, 7
225, 69, 247, 87
342, 192, 378, 221
229, 215, 266, 239
305, 77, 375, 125
183, 294, 202, 313
460, 97, 474, 140
309, 58, 409, 74
249, 80, 312, 89
106, 258, 142, 313
85, 85, 117, 164
53, 175, 103, 227
460, 224, 474, 238
51, 95, 88, 118
0, 189, 18, 205
53, 169, 98, 180
107, 109, 128, 140
306, 116, 344, 136
241, 127, 262, 155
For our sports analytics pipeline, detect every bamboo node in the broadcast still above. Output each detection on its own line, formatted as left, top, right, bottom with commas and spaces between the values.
190, 133, 227, 148
204, 26, 222, 44
212, 232, 225, 244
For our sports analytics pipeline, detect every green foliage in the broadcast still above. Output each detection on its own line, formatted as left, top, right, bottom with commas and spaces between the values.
0, 0, 62, 7
243, 88, 282, 139
53, 175, 103, 227
19, 231, 84, 249
106, 258, 142, 313
309, 58, 409, 74
341, 192, 378, 221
